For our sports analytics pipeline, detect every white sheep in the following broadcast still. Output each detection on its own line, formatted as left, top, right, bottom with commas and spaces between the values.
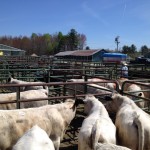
92, 119, 131, 150
7, 77, 49, 93
78, 94, 116, 150
0, 89, 48, 109
13, 125, 55, 150
105, 92, 150, 150
0, 98, 79, 150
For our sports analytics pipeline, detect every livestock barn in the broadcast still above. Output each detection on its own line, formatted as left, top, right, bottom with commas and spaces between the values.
0, 44, 25, 56
55, 49, 108, 62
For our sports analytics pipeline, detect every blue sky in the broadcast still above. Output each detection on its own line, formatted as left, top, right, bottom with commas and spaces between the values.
0, 0, 150, 50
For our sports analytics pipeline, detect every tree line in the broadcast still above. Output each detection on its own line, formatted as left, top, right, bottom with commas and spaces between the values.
121, 44, 150, 57
0, 29, 86, 56
115, 36, 150, 57
0, 29, 150, 57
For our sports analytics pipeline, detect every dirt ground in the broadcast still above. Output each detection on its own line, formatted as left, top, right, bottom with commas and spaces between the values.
60, 103, 85, 150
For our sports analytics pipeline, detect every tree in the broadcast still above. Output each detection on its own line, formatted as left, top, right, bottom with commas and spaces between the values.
130, 44, 137, 54
86, 46, 90, 50
21, 36, 31, 54
122, 44, 138, 58
12, 36, 23, 49
140, 45, 149, 55
122, 45, 130, 54
77, 34, 86, 50
122, 44, 137, 54
0, 28, 87, 55
57, 32, 65, 52
43, 33, 51, 54
68, 29, 78, 50
31, 33, 38, 54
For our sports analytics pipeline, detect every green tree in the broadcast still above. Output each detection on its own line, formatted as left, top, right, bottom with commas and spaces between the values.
130, 44, 137, 54
140, 45, 149, 55
0, 28, 87, 55
31, 33, 38, 54
43, 33, 51, 54
122, 45, 130, 54
122, 44, 137, 54
122, 44, 138, 58
86, 46, 90, 50
68, 29, 78, 50
57, 32, 65, 52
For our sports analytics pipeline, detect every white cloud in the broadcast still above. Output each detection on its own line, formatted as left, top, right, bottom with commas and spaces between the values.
81, 1, 109, 26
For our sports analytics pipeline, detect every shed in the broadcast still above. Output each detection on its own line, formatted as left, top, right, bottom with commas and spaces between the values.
55, 49, 108, 62
0, 44, 26, 56
31, 53, 38, 57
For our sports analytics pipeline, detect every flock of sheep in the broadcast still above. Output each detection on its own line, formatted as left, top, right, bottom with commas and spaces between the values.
0, 76, 149, 150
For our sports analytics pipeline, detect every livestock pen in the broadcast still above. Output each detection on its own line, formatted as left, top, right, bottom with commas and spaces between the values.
0, 56, 150, 149
0, 79, 119, 150
1, 56, 150, 80
0, 79, 150, 149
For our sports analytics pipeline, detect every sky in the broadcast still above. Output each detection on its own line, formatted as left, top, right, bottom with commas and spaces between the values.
0, 0, 150, 51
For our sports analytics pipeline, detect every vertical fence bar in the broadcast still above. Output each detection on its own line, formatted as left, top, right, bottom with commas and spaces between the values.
84, 75, 87, 94
16, 87, 21, 109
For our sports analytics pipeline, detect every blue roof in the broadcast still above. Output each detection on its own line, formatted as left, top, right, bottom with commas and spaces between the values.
103, 53, 127, 57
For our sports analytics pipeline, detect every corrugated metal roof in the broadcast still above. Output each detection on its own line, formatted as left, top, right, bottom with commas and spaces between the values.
55, 51, 74, 56
55, 50, 101, 57
0, 44, 25, 52
71, 50, 100, 56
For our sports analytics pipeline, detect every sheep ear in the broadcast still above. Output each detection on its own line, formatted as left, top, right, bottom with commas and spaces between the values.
83, 99, 87, 103
83, 94, 90, 103
112, 90, 118, 94
7, 77, 11, 83
104, 90, 118, 101
71, 99, 80, 111
74, 99, 80, 107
